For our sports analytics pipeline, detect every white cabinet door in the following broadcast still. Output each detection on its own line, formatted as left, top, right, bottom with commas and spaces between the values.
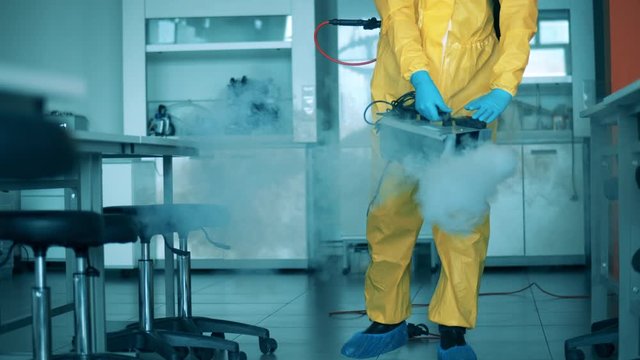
339, 147, 372, 237
523, 143, 585, 256
172, 148, 308, 263
488, 145, 525, 257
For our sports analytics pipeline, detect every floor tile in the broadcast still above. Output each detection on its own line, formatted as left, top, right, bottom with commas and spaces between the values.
468, 325, 551, 360
543, 324, 591, 342
538, 310, 590, 327
191, 291, 302, 304
534, 298, 590, 313
1, 266, 594, 360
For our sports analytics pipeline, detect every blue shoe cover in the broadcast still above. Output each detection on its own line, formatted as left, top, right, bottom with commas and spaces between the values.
340, 322, 408, 358
437, 344, 477, 360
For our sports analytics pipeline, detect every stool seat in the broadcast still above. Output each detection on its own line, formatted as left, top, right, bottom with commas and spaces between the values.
105, 204, 228, 237
0, 212, 138, 249
0, 211, 102, 249
103, 214, 140, 245
104, 205, 175, 239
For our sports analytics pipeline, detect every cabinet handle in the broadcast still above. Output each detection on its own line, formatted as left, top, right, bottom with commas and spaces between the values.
530, 149, 558, 155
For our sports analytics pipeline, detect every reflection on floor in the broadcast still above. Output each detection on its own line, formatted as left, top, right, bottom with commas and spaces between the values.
0, 262, 597, 359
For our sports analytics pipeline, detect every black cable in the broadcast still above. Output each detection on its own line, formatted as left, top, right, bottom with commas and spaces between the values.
328, 282, 588, 317
163, 235, 190, 257
477, 282, 588, 299
362, 90, 421, 125
201, 227, 231, 250
363, 100, 394, 125
408, 323, 440, 340
20, 245, 30, 261
84, 256, 101, 277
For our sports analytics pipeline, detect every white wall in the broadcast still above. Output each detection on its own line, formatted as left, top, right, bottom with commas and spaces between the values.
0, 0, 123, 134
338, 0, 377, 18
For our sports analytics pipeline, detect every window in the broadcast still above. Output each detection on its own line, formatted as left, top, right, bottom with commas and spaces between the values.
524, 10, 571, 78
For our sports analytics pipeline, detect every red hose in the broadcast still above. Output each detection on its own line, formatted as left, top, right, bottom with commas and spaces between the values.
314, 21, 377, 66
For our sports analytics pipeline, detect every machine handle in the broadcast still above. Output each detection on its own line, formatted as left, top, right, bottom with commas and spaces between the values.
329, 18, 381, 29
530, 149, 558, 155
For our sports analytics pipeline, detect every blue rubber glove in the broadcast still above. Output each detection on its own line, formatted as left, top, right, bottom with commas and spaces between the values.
464, 88, 512, 123
410, 70, 451, 121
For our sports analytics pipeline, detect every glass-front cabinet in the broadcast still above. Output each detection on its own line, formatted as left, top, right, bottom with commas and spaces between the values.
124, 0, 318, 143
498, 10, 574, 137
120, 0, 318, 269
488, 2, 596, 264
145, 15, 294, 137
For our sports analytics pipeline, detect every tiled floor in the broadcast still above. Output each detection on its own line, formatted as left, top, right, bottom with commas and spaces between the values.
0, 263, 600, 359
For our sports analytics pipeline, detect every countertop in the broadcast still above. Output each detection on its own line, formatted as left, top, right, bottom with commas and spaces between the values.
581, 79, 640, 119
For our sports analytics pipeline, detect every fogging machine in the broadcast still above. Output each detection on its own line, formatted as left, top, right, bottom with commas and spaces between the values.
375, 92, 492, 161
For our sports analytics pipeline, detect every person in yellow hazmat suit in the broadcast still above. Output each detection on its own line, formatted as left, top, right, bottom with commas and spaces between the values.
341, 1, 537, 359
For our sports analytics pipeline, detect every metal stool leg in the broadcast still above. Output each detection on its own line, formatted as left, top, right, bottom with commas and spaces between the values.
33, 250, 51, 360
73, 250, 92, 355
163, 233, 176, 318
170, 232, 276, 355
139, 238, 154, 332
176, 233, 191, 318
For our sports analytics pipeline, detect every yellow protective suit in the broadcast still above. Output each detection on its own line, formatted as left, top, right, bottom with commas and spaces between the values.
366, 0, 537, 328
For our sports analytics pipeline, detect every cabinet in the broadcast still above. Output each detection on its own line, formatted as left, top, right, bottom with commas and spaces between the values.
121, 0, 318, 268
487, 146, 525, 257
523, 143, 585, 256
102, 161, 157, 268
123, 0, 318, 142
336, 143, 586, 265
487, 143, 586, 264
169, 147, 309, 268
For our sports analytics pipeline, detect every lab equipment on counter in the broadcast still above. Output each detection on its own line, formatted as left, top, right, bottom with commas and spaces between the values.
225, 76, 280, 134
45, 111, 89, 131
148, 104, 175, 136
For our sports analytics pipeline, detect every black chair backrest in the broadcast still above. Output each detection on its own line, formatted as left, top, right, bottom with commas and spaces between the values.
0, 115, 77, 179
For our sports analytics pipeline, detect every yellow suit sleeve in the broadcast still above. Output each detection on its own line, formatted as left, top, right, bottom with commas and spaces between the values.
491, 0, 538, 95
374, 0, 430, 81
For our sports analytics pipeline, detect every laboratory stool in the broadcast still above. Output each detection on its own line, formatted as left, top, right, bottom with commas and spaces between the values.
0, 114, 136, 359
0, 212, 138, 360
105, 204, 278, 356
564, 318, 618, 360
563, 247, 640, 359
105, 204, 248, 360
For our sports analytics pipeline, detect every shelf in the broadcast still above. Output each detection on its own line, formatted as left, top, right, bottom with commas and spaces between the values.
520, 75, 572, 85
496, 130, 576, 144
146, 41, 292, 53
